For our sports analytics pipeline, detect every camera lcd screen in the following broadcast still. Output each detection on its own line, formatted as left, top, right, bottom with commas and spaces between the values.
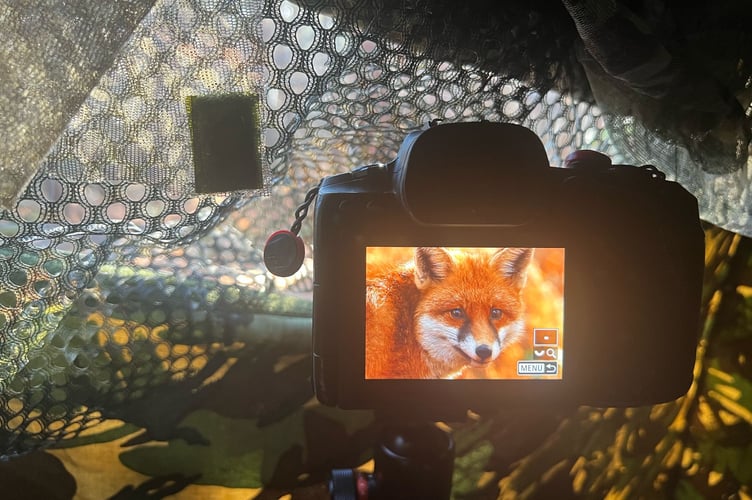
365, 246, 565, 380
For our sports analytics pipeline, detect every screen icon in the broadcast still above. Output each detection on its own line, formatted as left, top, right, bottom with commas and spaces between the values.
533, 346, 558, 360
517, 361, 546, 375
534, 328, 558, 346
517, 361, 558, 376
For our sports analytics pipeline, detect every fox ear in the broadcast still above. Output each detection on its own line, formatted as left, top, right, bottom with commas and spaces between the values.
493, 248, 533, 287
414, 247, 452, 289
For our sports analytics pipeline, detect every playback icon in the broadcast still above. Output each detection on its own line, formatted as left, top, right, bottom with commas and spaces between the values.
533, 328, 558, 346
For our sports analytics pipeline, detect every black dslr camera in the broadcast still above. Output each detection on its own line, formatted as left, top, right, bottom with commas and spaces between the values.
311, 122, 704, 416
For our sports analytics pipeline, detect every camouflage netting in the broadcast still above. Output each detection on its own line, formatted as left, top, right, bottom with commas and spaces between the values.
0, 0, 750, 459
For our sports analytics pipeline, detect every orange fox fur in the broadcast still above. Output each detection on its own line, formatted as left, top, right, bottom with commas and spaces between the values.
365, 247, 532, 379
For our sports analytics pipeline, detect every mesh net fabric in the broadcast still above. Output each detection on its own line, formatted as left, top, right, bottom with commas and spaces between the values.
0, 0, 749, 458
0, 0, 158, 210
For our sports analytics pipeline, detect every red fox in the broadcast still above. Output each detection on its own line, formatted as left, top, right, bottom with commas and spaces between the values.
365, 247, 533, 379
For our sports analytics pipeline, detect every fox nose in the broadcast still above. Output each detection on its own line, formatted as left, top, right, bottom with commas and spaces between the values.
476, 344, 492, 361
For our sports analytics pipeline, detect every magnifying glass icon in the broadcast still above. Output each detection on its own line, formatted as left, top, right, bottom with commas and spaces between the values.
546, 347, 557, 358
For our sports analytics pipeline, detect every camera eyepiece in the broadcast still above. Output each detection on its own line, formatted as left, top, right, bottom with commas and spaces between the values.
563, 150, 612, 169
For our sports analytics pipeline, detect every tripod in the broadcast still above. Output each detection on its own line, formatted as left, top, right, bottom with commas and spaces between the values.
329, 419, 455, 499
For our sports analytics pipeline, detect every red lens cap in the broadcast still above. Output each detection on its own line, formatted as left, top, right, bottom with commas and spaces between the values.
264, 230, 305, 277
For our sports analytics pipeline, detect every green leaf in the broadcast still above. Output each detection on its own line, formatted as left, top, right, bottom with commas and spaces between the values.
727, 442, 752, 484
452, 439, 494, 498
675, 479, 705, 500
705, 364, 752, 424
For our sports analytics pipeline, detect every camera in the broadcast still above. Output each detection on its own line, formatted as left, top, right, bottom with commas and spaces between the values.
311, 122, 704, 416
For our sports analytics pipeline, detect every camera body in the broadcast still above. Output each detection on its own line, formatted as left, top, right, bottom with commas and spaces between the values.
312, 122, 704, 415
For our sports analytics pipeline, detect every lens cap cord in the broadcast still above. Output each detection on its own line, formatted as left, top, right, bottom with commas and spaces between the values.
263, 181, 321, 277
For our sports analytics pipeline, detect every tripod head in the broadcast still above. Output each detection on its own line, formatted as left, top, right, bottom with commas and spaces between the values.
329, 420, 455, 500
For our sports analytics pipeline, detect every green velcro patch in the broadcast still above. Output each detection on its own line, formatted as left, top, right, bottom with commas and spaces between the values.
187, 93, 263, 194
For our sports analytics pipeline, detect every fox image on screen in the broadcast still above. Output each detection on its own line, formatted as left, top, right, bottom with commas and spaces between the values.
365, 246, 565, 380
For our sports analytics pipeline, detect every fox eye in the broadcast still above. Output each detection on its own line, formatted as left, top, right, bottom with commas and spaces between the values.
449, 308, 465, 319
490, 308, 503, 320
